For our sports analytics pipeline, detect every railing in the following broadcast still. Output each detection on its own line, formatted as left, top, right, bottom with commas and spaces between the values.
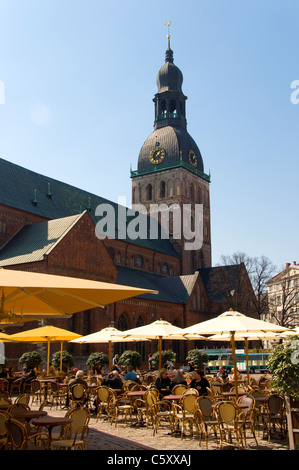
131, 160, 211, 183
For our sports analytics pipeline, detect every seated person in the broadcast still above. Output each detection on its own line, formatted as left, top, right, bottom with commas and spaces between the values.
171, 370, 187, 387
155, 368, 172, 395
65, 369, 88, 408
124, 365, 140, 383
216, 365, 228, 381
103, 370, 123, 390
12, 368, 36, 393
189, 369, 209, 396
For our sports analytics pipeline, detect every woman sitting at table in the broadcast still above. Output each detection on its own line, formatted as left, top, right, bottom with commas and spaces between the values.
155, 368, 172, 395
171, 370, 187, 387
189, 370, 209, 396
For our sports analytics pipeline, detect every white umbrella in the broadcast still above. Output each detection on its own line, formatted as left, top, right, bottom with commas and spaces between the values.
175, 309, 292, 399
281, 326, 299, 337
70, 326, 149, 371
113, 318, 206, 370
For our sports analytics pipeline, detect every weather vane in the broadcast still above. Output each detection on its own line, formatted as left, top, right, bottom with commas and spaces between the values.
164, 21, 171, 39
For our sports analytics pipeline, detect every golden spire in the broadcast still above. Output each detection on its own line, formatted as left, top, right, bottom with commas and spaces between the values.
164, 20, 171, 39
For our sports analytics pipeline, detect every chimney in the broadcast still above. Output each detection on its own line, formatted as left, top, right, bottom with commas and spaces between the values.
286, 263, 291, 269
293, 261, 296, 265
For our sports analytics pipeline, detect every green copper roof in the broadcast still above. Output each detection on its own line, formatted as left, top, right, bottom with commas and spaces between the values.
0, 158, 178, 257
0, 213, 84, 266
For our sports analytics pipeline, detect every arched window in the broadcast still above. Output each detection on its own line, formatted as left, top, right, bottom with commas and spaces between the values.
160, 181, 166, 198
146, 184, 152, 201
114, 314, 128, 356
136, 317, 146, 360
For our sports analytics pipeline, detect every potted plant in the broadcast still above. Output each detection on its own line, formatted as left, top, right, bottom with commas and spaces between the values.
186, 349, 208, 370
51, 350, 74, 372
119, 350, 141, 370
150, 350, 176, 369
86, 352, 109, 373
19, 351, 42, 370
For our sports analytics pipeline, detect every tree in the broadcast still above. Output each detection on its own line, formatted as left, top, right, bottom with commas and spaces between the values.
218, 252, 276, 319
19, 351, 42, 370
267, 335, 299, 399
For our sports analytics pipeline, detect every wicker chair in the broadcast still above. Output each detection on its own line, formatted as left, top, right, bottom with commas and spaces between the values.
196, 396, 219, 449
173, 393, 199, 440
109, 389, 134, 427
5, 418, 49, 450
30, 380, 42, 406
14, 393, 31, 406
95, 385, 110, 421
51, 407, 90, 450
69, 383, 87, 408
135, 390, 158, 427
237, 395, 258, 447
215, 401, 244, 449
261, 394, 286, 442
172, 384, 188, 395
0, 410, 11, 449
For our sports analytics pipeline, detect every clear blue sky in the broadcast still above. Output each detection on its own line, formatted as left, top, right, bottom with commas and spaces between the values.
0, 0, 298, 274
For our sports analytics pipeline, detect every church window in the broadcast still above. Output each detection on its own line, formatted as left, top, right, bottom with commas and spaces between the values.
146, 184, 152, 201
160, 181, 166, 198
169, 99, 177, 114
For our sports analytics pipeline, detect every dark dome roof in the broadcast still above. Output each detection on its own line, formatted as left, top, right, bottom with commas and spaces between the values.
137, 125, 204, 173
156, 46, 183, 93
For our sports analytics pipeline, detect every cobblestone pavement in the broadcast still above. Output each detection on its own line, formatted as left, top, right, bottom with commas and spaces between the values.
30, 402, 289, 451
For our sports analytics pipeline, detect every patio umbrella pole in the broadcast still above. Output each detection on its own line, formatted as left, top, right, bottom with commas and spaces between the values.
230, 331, 238, 401
109, 341, 112, 371
159, 336, 162, 370
245, 338, 250, 386
47, 339, 50, 376
60, 341, 63, 372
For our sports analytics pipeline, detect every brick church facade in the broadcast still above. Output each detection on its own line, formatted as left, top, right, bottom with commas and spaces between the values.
0, 40, 257, 370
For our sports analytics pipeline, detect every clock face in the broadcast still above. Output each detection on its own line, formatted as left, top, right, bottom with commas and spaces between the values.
149, 146, 165, 165
188, 150, 197, 167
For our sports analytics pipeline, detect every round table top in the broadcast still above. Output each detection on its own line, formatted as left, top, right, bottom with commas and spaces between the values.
16, 410, 47, 419
32, 416, 72, 427
163, 395, 183, 400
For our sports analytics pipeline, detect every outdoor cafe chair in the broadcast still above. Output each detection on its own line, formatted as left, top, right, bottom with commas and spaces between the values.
172, 393, 200, 440
135, 389, 158, 428
215, 401, 244, 450
0, 410, 11, 449
172, 384, 188, 395
109, 389, 134, 428
30, 380, 42, 406
5, 418, 50, 450
14, 393, 31, 406
196, 396, 219, 449
237, 395, 258, 447
51, 407, 90, 450
69, 383, 87, 408
151, 398, 175, 436
261, 394, 286, 442
96, 385, 110, 421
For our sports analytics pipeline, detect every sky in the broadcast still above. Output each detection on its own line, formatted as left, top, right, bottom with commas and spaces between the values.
0, 0, 298, 274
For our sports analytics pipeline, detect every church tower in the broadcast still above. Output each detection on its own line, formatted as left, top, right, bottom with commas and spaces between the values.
131, 35, 211, 274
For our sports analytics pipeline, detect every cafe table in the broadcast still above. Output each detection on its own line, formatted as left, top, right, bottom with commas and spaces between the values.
32, 416, 72, 443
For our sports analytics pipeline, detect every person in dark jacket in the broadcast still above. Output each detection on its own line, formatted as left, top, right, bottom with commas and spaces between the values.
155, 368, 172, 395
189, 370, 209, 396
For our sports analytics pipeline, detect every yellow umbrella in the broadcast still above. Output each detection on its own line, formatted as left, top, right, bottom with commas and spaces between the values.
0, 267, 158, 323
176, 310, 292, 400
10, 325, 82, 374
113, 318, 206, 370
70, 326, 149, 371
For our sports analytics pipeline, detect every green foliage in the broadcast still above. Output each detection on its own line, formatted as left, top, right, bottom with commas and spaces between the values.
86, 352, 109, 370
119, 350, 141, 370
186, 349, 208, 369
19, 351, 42, 369
267, 336, 299, 399
150, 350, 176, 368
51, 350, 74, 372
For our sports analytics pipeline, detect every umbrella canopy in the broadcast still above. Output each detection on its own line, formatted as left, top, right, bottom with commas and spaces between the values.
176, 310, 292, 399
0, 267, 158, 323
70, 326, 149, 371
10, 325, 82, 374
281, 326, 299, 337
113, 319, 206, 370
